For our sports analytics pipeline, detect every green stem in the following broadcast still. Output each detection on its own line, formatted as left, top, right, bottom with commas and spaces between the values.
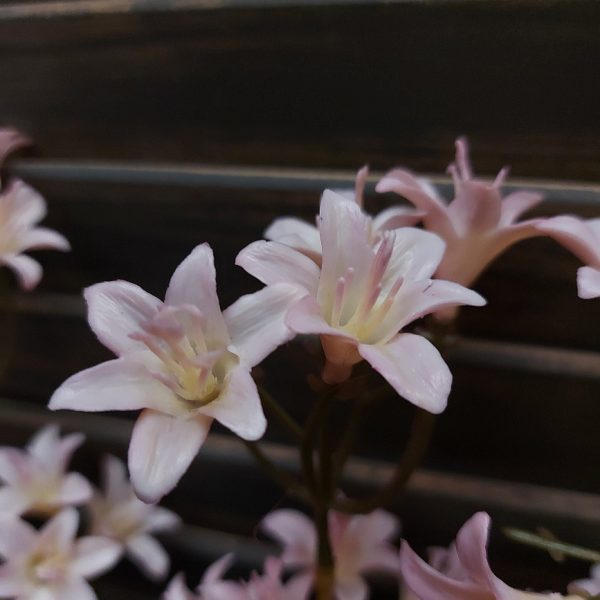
242, 440, 309, 502
333, 408, 435, 514
258, 386, 303, 443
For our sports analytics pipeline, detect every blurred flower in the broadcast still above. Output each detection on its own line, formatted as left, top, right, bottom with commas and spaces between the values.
89, 455, 180, 580
243, 557, 311, 600
400, 512, 584, 600
0, 127, 30, 165
238, 190, 484, 412
0, 424, 92, 517
50, 243, 301, 503
265, 166, 422, 264
0, 180, 70, 290
0, 508, 121, 600
376, 138, 543, 319
535, 217, 600, 299
568, 564, 600, 598
261, 507, 400, 600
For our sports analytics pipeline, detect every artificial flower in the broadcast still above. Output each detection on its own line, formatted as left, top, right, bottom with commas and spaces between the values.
535, 217, 600, 299
88, 455, 180, 580
238, 190, 484, 412
49, 243, 301, 503
568, 564, 600, 598
0, 179, 70, 290
265, 166, 422, 264
400, 512, 584, 600
0, 424, 92, 517
261, 507, 400, 600
0, 508, 121, 600
376, 138, 543, 319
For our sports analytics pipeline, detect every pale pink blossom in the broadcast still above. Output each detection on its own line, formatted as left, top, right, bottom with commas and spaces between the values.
0, 180, 70, 290
376, 138, 543, 319
535, 217, 600, 299
265, 166, 423, 264
89, 455, 180, 580
0, 424, 92, 517
568, 564, 600, 598
261, 508, 400, 600
400, 512, 584, 600
238, 190, 484, 413
49, 244, 301, 503
0, 508, 121, 600
243, 557, 311, 600
0, 128, 30, 165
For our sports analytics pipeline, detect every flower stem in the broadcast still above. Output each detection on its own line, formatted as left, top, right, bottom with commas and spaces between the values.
333, 408, 435, 514
258, 386, 303, 443
315, 506, 335, 600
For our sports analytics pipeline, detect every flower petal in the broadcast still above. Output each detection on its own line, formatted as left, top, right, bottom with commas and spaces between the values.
57, 473, 93, 505
261, 509, 316, 567
201, 365, 265, 441
577, 266, 600, 299
372, 206, 424, 231
101, 455, 130, 503
57, 580, 98, 600
128, 410, 211, 503
265, 217, 322, 259
0, 563, 23, 597
0, 128, 30, 164
335, 577, 368, 600
499, 191, 543, 226
84, 281, 162, 355
49, 358, 179, 414
0, 515, 35, 558
126, 533, 170, 580
72, 536, 122, 578
201, 553, 235, 586
236, 240, 320, 294
2, 254, 42, 290
2, 180, 46, 227
39, 508, 79, 551
359, 334, 451, 414
142, 506, 181, 534
447, 181, 502, 235
164, 244, 229, 346
164, 573, 195, 600
285, 295, 355, 340
0, 448, 29, 484
224, 283, 301, 367
0, 487, 31, 516
18, 227, 70, 252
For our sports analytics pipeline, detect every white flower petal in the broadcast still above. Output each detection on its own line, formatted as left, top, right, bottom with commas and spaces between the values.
57, 473, 93, 505
72, 536, 122, 578
261, 510, 316, 567
2, 254, 42, 290
224, 283, 301, 367
0, 486, 31, 516
84, 281, 162, 355
0, 515, 35, 557
128, 410, 211, 503
57, 580, 98, 600
0, 448, 29, 485
126, 533, 170, 580
359, 334, 451, 414
578, 266, 600, 299
265, 216, 322, 257
39, 508, 79, 551
18, 227, 70, 252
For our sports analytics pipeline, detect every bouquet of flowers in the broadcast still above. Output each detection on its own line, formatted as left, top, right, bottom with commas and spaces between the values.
0, 129, 598, 599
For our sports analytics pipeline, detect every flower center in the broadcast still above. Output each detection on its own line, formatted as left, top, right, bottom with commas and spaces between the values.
28, 548, 69, 585
131, 305, 224, 406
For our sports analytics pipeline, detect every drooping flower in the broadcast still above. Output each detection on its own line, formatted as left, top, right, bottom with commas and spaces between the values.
399, 512, 584, 600
238, 190, 484, 413
0, 424, 92, 517
0, 180, 70, 290
534, 217, 600, 299
261, 507, 400, 600
568, 564, 600, 598
0, 508, 121, 600
88, 455, 180, 580
49, 243, 301, 503
265, 166, 423, 265
376, 138, 544, 319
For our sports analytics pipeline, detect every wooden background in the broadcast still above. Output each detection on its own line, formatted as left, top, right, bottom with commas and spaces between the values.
0, 0, 599, 597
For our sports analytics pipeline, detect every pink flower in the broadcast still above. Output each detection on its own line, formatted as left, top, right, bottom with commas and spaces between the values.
89, 455, 180, 580
0, 425, 92, 517
265, 166, 423, 264
0, 508, 121, 600
376, 138, 543, 318
49, 244, 301, 503
534, 217, 600, 299
243, 557, 311, 600
261, 508, 400, 600
238, 190, 484, 413
0, 127, 30, 165
569, 564, 600, 598
0, 180, 70, 290
400, 512, 584, 600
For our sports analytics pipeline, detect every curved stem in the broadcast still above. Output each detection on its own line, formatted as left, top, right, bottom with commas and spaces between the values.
333, 408, 435, 514
258, 386, 303, 443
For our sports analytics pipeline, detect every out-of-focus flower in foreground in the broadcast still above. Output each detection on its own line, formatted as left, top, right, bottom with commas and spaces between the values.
0, 180, 70, 290
0, 424, 92, 517
0, 508, 121, 600
376, 138, 543, 319
535, 217, 600, 299
238, 190, 484, 413
568, 564, 600, 598
262, 507, 400, 600
89, 455, 180, 580
50, 243, 301, 503
265, 166, 423, 265
0, 128, 30, 165
400, 512, 584, 600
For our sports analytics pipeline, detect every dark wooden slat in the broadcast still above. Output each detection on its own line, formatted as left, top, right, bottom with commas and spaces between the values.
0, 1, 599, 179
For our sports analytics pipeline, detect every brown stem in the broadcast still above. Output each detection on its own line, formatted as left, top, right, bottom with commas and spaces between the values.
258, 386, 303, 443
315, 506, 335, 600
333, 408, 435, 514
